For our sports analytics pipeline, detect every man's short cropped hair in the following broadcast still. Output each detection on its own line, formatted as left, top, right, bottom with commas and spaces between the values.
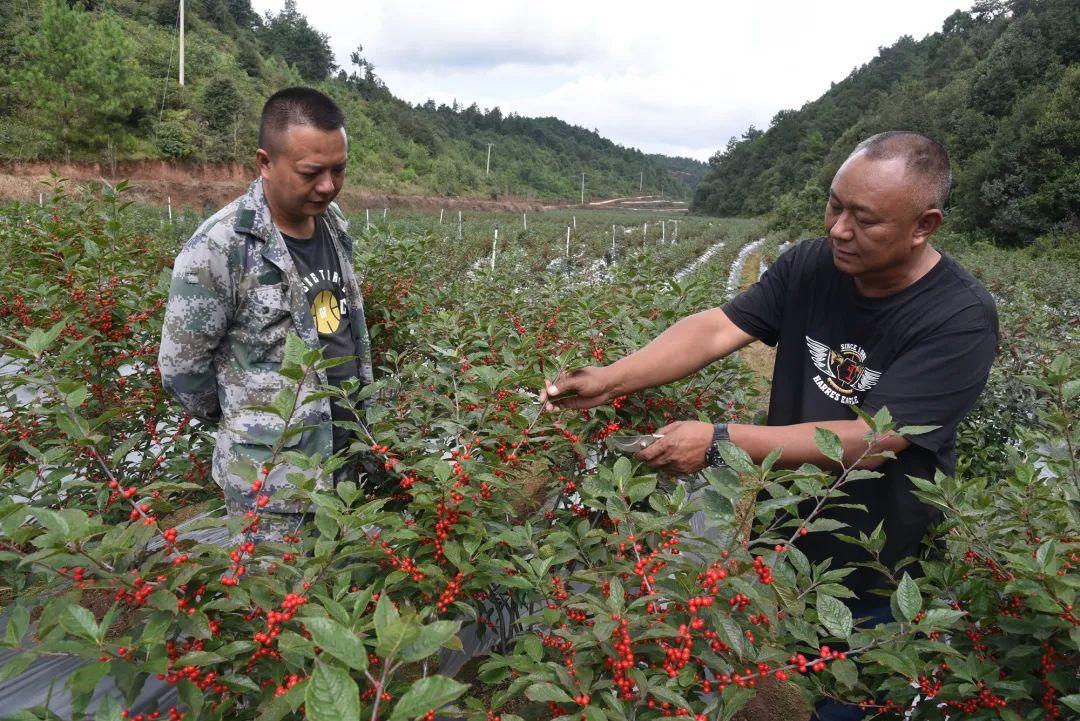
850, 131, 952, 212
258, 87, 346, 155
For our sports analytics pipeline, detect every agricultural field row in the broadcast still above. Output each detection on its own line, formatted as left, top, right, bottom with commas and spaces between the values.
0, 182, 1075, 721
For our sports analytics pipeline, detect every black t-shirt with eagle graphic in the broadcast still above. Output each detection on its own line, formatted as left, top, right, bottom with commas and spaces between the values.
282, 218, 361, 454
724, 237, 998, 598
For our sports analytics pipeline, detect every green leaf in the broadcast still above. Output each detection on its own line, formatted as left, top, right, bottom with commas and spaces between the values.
717, 442, 755, 475
525, 682, 574, 703
1060, 694, 1080, 715
178, 679, 204, 718
523, 634, 542, 663
583, 706, 607, 721
61, 605, 100, 642
284, 331, 308, 368
95, 695, 124, 721
895, 573, 922, 623
174, 651, 226, 666
399, 620, 461, 663
4, 606, 29, 647
870, 407, 893, 434
863, 649, 918, 679
0, 653, 34, 683
920, 608, 965, 629
1035, 540, 1057, 570
389, 675, 469, 720
304, 617, 368, 671
829, 658, 857, 688
304, 662, 360, 721
814, 428, 844, 464
31, 507, 70, 537
648, 685, 689, 709
70, 660, 111, 695
714, 613, 744, 656
895, 425, 939, 437
626, 476, 657, 503
374, 592, 400, 640
374, 601, 418, 660
816, 594, 852, 639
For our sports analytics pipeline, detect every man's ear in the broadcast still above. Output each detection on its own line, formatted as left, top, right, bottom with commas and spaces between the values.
913, 208, 943, 244
255, 148, 272, 180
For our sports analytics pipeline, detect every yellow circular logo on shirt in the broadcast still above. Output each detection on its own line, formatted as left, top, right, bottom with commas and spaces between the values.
312, 290, 341, 334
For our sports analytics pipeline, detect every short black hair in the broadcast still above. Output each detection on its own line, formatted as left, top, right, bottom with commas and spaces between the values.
258, 87, 346, 155
849, 131, 952, 211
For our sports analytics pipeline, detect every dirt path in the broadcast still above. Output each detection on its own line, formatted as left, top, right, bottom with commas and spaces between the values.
728, 251, 811, 721
0, 160, 545, 213
736, 250, 776, 406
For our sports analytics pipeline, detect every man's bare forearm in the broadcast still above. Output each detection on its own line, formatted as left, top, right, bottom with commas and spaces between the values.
728, 419, 910, 471
606, 308, 755, 396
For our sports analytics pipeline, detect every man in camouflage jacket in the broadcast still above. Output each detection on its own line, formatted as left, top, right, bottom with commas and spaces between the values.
159, 89, 373, 538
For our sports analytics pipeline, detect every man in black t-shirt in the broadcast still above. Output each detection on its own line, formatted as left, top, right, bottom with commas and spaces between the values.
540, 132, 997, 718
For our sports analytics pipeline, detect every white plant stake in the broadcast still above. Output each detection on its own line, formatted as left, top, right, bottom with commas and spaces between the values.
383, 208, 387, 220
490, 226, 499, 270
643, 222, 648, 244
458, 211, 463, 240
612, 225, 616, 254
167, 196, 172, 222
566, 225, 571, 259
573, 215, 576, 229
662, 220, 666, 243
523, 213, 527, 230
439, 209, 444, 224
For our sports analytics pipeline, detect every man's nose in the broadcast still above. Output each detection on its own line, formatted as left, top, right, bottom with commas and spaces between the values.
314, 173, 336, 195
830, 211, 854, 240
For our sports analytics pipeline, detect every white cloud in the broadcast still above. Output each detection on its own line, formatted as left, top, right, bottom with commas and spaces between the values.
251, 0, 967, 160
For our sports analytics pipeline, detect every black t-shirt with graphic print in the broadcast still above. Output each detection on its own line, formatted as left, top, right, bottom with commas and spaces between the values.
281, 218, 361, 454
724, 237, 998, 598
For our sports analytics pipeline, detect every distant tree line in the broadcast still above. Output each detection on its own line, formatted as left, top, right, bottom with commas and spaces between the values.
0, 0, 704, 202
692, 0, 1079, 245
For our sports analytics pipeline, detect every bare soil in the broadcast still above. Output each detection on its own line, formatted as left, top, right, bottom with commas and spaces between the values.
736, 251, 777, 410
0, 160, 546, 213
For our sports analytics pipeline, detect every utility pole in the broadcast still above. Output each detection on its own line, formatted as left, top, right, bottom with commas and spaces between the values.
580, 173, 585, 204
178, 0, 185, 86
486, 143, 492, 175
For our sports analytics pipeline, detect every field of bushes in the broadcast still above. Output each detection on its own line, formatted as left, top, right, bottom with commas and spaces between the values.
0, 181, 1076, 721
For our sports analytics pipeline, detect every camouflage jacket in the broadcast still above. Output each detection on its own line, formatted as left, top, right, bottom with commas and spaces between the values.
159, 179, 374, 513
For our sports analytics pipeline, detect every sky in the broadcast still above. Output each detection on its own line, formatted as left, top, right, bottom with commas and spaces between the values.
250, 1, 968, 162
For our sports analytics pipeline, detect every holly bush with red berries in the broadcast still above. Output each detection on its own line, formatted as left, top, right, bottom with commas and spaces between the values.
0, 182, 1076, 721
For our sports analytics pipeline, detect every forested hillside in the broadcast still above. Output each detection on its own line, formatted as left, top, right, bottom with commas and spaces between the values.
0, 0, 705, 202
692, 0, 1079, 244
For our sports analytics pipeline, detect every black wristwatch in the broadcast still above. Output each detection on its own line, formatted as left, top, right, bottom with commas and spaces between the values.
704, 423, 730, 468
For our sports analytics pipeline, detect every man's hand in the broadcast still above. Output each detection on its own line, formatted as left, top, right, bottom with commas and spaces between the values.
635, 420, 714, 475
541, 366, 616, 411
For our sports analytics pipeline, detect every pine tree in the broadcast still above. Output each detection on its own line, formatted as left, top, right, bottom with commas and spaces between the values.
11, 0, 148, 159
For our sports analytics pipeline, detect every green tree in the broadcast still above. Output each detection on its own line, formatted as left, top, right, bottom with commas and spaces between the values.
200, 74, 251, 162
259, 0, 335, 81
10, 0, 148, 160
